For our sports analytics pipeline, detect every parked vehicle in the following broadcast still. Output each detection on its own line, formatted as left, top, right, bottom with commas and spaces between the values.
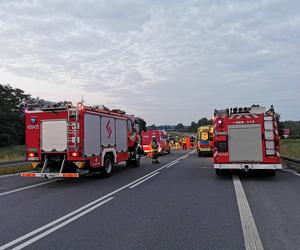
142, 130, 171, 155
213, 105, 282, 176
196, 126, 213, 156
22, 101, 146, 178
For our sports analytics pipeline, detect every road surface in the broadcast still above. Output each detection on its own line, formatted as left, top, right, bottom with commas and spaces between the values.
0, 150, 300, 250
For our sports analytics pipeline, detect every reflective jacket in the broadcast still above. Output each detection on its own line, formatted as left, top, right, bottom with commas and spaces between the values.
151, 141, 159, 152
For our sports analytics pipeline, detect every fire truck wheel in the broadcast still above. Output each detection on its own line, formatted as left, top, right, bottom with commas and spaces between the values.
131, 153, 141, 168
101, 155, 113, 177
215, 169, 223, 176
268, 170, 276, 176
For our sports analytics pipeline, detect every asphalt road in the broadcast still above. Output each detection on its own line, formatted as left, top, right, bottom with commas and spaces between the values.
0, 160, 29, 168
0, 150, 300, 250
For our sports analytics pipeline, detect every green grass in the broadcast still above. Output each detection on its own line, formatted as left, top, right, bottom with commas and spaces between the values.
0, 164, 32, 176
280, 139, 300, 159
0, 145, 26, 162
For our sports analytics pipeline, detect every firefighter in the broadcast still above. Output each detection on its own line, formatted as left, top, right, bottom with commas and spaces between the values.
182, 136, 187, 150
186, 136, 191, 150
151, 135, 160, 164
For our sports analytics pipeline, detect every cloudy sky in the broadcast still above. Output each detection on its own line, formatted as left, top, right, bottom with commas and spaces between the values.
0, 0, 299, 124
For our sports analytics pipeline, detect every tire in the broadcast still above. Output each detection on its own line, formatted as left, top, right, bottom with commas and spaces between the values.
101, 155, 113, 177
127, 149, 141, 168
268, 170, 276, 176
131, 153, 141, 168
216, 169, 223, 176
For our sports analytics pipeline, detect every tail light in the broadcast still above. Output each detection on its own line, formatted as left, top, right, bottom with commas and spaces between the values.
27, 152, 37, 158
217, 119, 223, 127
70, 152, 80, 157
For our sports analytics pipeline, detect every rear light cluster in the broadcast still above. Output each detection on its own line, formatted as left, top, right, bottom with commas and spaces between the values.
70, 152, 80, 157
217, 119, 223, 127
27, 152, 37, 158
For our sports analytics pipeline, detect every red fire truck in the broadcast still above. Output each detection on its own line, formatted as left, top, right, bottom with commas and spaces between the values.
213, 105, 282, 176
22, 100, 146, 178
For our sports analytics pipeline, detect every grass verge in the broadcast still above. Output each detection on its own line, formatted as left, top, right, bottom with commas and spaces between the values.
280, 139, 300, 159
0, 164, 32, 176
0, 145, 26, 162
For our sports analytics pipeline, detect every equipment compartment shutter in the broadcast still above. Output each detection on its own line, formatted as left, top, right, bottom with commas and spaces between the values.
266, 141, 275, 149
101, 117, 116, 147
116, 119, 127, 152
264, 120, 273, 130
228, 124, 263, 162
41, 120, 67, 152
84, 114, 100, 156
265, 131, 274, 140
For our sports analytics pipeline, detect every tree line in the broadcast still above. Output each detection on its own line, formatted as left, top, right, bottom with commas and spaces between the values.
0, 84, 32, 147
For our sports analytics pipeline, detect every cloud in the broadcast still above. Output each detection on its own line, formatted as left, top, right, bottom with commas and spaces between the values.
0, 0, 299, 124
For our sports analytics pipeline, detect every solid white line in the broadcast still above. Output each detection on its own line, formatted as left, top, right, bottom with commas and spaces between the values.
0, 152, 191, 249
280, 169, 300, 177
0, 180, 58, 197
129, 172, 160, 189
233, 175, 264, 250
11, 197, 114, 250
0, 173, 20, 179
166, 160, 180, 168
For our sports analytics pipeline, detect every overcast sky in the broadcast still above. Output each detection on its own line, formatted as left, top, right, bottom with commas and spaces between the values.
0, 0, 299, 125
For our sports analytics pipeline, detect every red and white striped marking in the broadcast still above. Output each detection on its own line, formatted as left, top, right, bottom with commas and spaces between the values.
228, 114, 260, 120
213, 151, 218, 158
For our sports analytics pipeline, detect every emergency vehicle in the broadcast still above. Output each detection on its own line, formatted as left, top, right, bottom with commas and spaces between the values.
142, 130, 171, 155
196, 125, 213, 156
213, 105, 282, 176
22, 100, 146, 178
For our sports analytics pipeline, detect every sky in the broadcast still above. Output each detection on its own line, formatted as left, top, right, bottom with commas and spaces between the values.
0, 0, 299, 125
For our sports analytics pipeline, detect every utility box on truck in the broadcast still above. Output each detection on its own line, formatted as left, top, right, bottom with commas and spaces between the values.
23, 101, 146, 178
213, 105, 282, 176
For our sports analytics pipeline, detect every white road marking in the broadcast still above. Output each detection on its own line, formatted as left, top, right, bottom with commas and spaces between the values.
233, 175, 264, 250
129, 172, 160, 189
0, 173, 20, 179
0, 180, 58, 197
166, 160, 180, 168
280, 169, 300, 177
0, 152, 192, 249
11, 197, 114, 250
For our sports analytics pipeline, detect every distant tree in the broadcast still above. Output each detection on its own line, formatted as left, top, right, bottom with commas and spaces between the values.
196, 117, 213, 127
148, 124, 157, 130
174, 123, 184, 131
190, 121, 197, 133
276, 114, 284, 138
281, 120, 300, 139
0, 84, 31, 147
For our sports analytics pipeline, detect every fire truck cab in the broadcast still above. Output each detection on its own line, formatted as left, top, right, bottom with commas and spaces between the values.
213, 105, 282, 176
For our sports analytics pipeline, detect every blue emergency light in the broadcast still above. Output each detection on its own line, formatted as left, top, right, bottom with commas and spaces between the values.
31, 117, 37, 124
